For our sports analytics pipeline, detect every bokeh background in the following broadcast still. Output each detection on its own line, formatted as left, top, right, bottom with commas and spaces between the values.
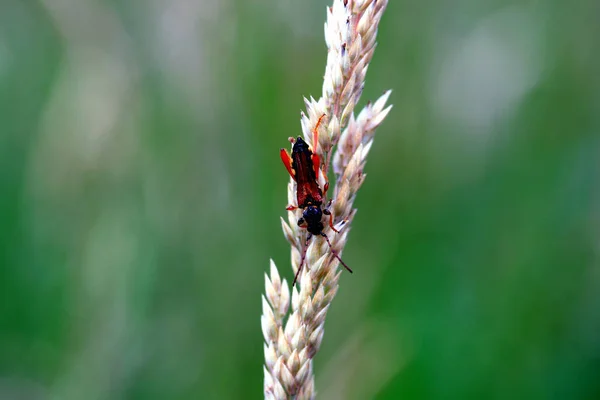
2, 0, 599, 398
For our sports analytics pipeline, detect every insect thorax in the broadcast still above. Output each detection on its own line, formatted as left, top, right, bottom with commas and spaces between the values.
302, 204, 324, 235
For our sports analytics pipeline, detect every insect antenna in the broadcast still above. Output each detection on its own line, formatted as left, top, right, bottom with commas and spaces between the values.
293, 234, 313, 286
320, 232, 353, 274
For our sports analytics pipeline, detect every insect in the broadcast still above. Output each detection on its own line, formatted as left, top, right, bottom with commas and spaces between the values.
280, 114, 353, 286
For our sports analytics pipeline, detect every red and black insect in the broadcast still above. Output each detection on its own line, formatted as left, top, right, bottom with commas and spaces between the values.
280, 115, 353, 286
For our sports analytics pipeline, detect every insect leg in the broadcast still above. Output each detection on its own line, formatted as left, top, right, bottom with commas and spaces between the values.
322, 208, 339, 233
312, 114, 326, 153
320, 232, 353, 274
312, 153, 321, 180
323, 181, 329, 198
293, 233, 313, 286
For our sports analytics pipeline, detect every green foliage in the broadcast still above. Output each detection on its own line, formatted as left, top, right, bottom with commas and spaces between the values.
1, 0, 599, 398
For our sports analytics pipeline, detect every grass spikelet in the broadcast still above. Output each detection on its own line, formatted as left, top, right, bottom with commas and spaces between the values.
263, 1, 391, 398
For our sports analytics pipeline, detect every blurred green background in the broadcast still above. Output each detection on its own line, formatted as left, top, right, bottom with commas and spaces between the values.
1, 0, 599, 399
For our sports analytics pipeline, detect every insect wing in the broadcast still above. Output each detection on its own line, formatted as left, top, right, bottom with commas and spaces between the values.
292, 145, 323, 207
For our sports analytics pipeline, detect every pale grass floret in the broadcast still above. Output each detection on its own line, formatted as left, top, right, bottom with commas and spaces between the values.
263, 0, 391, 398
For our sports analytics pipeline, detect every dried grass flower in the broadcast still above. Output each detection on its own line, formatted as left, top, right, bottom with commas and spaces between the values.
263, 1, 391, 398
